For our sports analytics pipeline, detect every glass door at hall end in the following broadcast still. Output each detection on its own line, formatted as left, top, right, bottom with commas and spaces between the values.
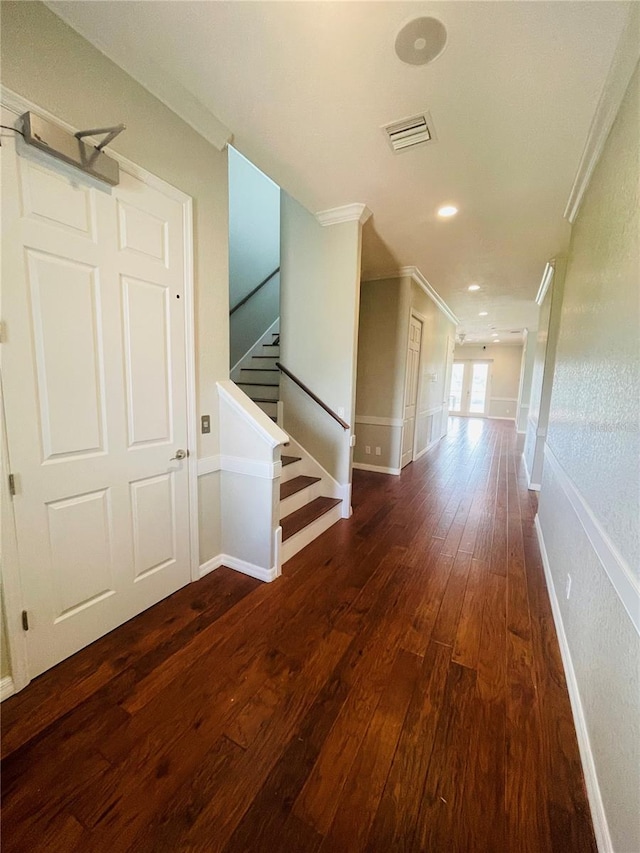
449, 361, 490, 416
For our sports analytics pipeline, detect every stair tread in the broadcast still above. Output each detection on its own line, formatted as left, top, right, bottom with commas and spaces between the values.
241, 368, 279, 373
281, 497, 341, 541
237, 382, 279, 387
251, 397, 278, 404
280, 475, 321, 500
281, 455, 301, 467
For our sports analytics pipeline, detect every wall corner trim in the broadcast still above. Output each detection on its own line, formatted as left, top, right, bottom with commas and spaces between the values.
217, 380, 289, 448
534, 515, 613, 853
563, 4, 640, 224
315, 203, 372, 226
535, 261, 555, 305
199, 554, 278, 583
352, 462, 401, 476
543, 444, 640, 635
0, 676, 16, 703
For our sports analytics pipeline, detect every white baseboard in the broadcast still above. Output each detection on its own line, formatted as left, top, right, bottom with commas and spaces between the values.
534, 514, 612, 853
199, 554, 279, 583
281, 503, 343, 563
230, 317, 279, 379
0, 675, 16, 702
522, 450, 541, 491
353, 461, 401, 476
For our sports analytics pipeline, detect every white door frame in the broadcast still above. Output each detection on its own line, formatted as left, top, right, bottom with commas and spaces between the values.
0, 88, 199, 697
451, 359, 493, 417
402, 309, 426, 465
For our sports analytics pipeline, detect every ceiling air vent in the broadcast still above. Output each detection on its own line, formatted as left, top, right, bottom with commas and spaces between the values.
383, 112, 436, 153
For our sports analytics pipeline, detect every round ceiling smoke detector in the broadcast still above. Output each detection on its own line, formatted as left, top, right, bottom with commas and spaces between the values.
395, 17, 447, 66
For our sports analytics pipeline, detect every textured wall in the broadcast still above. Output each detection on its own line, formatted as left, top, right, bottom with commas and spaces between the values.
538, 466, 640, 853
546, 63, 640, 574
538, 60, 640, 851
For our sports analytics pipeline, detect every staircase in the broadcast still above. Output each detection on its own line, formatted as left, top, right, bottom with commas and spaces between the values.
236, 330, 343, 562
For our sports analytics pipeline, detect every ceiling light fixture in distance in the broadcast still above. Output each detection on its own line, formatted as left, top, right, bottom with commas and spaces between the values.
479, 311, 488, 316
468, 284, 480, 291
438, 205, 458, 218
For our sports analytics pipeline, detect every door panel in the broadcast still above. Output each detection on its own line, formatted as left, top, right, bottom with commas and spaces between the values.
2, 139, 192, 678
401, 316, 422, 468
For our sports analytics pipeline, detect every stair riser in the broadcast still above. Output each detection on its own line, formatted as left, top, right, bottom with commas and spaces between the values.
281, 505, 343, 563
255, 400, 277, 417
237, 384, 279, 401
240, 370, 280, 379
279, 481, 323, 518
251, 357, 278, 369
280, 459, 305, 484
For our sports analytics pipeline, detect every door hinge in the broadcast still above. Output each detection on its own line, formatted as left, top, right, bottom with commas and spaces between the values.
8, 473, 16, 496
22, 610, 29, 631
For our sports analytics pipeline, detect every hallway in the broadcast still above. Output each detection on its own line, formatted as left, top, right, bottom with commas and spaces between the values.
1, 418, 595, 852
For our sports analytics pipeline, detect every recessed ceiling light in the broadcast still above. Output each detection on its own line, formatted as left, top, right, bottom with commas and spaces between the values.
438, 205, 458, 218
479, 311, 488, 316
494, 339, 501, 343
491, 333, 499, 337
468, 284, 480, 291
395, 17, 447, 66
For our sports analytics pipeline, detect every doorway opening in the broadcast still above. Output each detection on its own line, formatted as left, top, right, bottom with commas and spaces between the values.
449, 360, 491, 416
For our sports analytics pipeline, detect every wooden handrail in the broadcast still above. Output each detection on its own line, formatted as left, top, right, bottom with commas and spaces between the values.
276, 362, 350, 430
229, 267, 280, 316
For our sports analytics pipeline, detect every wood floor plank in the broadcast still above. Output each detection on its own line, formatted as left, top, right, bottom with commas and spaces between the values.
0, 419, 597, 853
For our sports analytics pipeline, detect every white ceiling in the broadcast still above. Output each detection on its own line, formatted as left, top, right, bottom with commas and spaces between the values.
49, 0, 631, 342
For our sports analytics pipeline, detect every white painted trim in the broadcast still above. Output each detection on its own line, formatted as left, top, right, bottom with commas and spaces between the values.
353, 462, 401, 476
37, 8, 233, 150
490, 396, 518, 403
522, 451, 541, 492
199, 554, 278, 583
413, 437, 440, 462
315, 203, 372, 226
281, 503, 343, 563
564, 4, 640, 224
339, 483, 353, 519
528, 415, 547, 439
197, 455, 221, 476
544, 444, 640, 635
230, 317, 279, 379
0, 676, 15, 702
418, 405, 446, 418
198, 556, 222, 579
362, 266, 458, 326
355, 415, 404, 428
534, 515, 612, 853
536, 262, 555, 306
222, 455, 282, 480
274, 526, 283, 577
197, 454, 281, 480
218, 380, 288, 449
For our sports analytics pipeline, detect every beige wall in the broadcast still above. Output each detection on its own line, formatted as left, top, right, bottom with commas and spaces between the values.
354, 276, 455, 471
1, 1, 230, 574
453, 344, 524, 420
280, 194, 362, 485
538, 62, 640, 852
516, 329, 537, 432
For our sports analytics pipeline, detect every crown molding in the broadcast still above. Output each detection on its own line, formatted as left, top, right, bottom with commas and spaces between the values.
535, 261, 555, 306
315, 203, 372, 227
363, 266, 459, 327
43, 1, 233, 151
564, 4, 640, 224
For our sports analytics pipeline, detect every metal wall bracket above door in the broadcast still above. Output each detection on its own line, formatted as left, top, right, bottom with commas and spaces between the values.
21, 112, 124, 185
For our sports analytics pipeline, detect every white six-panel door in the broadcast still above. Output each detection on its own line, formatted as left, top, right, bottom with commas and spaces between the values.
401, 314, 423, 469
2, 138, 193, 678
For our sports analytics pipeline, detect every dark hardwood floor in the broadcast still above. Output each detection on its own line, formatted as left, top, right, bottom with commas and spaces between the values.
1, 417, 596, 852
